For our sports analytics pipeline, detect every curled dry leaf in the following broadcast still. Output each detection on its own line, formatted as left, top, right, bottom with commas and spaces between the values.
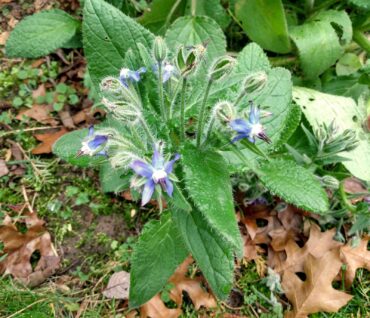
140, 294, 182, 318
32, 128, 68, 154
0, 212, 60, 287
102, 270, 130, 299
274, 223, 342, 273
340, 238, 370, 287
169, 256, 217, 310
282, 250, 352, 318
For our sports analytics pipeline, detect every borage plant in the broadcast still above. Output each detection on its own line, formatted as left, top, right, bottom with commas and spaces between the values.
54, 0, 330, 308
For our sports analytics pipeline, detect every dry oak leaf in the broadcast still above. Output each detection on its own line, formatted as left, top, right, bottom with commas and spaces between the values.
140, 294, 182, 318
102, 270, 130, 299
32, 128, 68, 154
274, 223, 342, 273
0, 212, 60, 287
16, 104, 58, 126
282, 250, 352, 318
169, 256, 217, 310
340, 238, 370, 287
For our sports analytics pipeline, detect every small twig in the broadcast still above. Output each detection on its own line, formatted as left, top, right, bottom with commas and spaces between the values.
6, 298, 47, 318
21, 185, 34, 214
0, 126, 63, 138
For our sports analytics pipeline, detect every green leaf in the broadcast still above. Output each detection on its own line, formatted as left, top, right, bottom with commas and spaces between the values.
172, 208, 234, 300
349, 0, 370, 10
336, 53, 362, 76
165, 15, 226, 74
83, 0, 154, 94
138, 0, 229, 34
181, 144, 242, 254
234, 0, 291, 53
292, 87, 370, 181
258, 159, 329, 213
129, 213, 188, 308
6, 9, 80, 58
99, 162, 130, 193
290, 10, 352, 78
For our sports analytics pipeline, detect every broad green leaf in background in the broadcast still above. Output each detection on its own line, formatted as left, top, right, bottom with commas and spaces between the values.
99, 162, 130, 193
181, 144, 242, 255
336, 53, 362, 76
165, 15, 227, 73
234, 0, 291, 54
83, 0, 154, 94
258, 159, 329, 213
5, 9, 80, 58
349, 0, 370, 10
138, 0, 230, 34
290, 10, 352, 78
172, 208, 234, 300
293, 87, 370, 181
129, 213, 188, 308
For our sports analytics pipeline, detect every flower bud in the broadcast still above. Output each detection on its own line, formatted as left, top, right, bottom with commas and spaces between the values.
175, 46, 197, 77
100, 76, 122, 93
208, 55, 235, 81
213, 101, 235, 123
242, 71, 268, 95
153, 36, 167, 63
320, 175, 340, 190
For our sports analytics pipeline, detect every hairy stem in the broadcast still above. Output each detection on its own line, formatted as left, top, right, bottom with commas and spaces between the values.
196, 79, 213, 147
180, 78, 187, 141
339, 181, 357, 213
139, 117, 156, 145
157, 62, 167, 121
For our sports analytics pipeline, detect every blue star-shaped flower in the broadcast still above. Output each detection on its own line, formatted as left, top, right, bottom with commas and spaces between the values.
119, 67, 146, 87
130, 143, 180, 206
153, 62, 177, 83
230, 103, 270, 143
77, 126, 108, 157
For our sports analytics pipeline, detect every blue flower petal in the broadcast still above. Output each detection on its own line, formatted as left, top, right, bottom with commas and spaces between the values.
129, 70, 141, 82
141, 179, 155, 206
130, 160, 153, 178
88, 135, 108, 150
162, 70, 172, 83
165, 178, 174, 197
119, 77, 128, 87
231, 133, 248, 143
230, 119, 251, 134
88, 125, 94, 137
249, 103, 260, 124
138, 67, 146, 74
165, 153, 180, 174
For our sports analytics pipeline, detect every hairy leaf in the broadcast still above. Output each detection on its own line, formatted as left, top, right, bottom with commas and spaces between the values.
83, 0, 154, 93
172, 209, 235, 300
181, 144, 242, 254
292, 87, 370, 181
99, 163, 130, 193
258, 159, 329, 213
129, 213, 188, 308
5, 9, 80, 58
165, 15, 226, 74
235, 0, 291, 53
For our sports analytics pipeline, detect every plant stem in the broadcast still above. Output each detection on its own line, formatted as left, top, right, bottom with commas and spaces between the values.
169, 79, 181, 119
196, 79, 213, 147
139, 117, 156, 145
180, 78, 187, 141
339, 181, 357, 213
157, 62, 167, 121
353, 30, 370, 54
269, 56, 297, 67
191, 0, 196, 16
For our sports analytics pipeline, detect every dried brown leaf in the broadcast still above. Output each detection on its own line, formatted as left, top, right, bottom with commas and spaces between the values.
32, 128, 68, 154
0, 212, 60, 286
140, 294, 182, 318
102, 271, 130, 299
16, 104, 58, 126
0, 31, 10, 45
282, 250, 352, 318
343, 178, 367, 203
275, 224, 342, 273
340, 238, 370, 286
169, 256, 217, 310
32, 84, 46, 100
0, 159, 9, 177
